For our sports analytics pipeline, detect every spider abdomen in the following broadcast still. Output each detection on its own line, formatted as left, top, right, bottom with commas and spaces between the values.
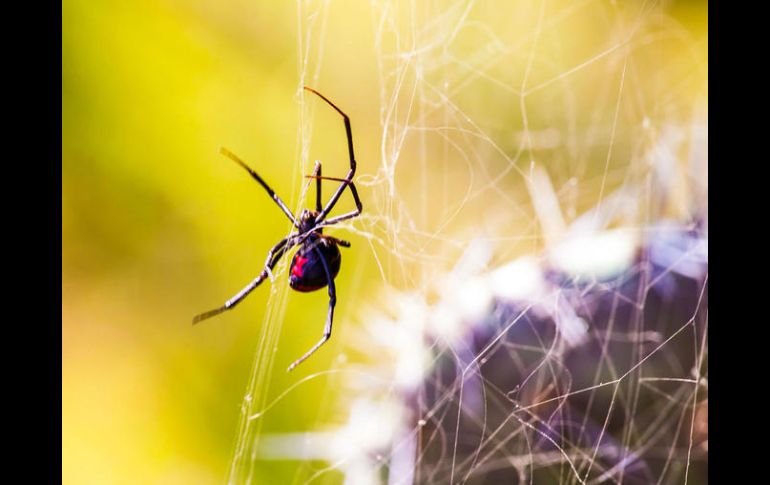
288, 238, 341, 292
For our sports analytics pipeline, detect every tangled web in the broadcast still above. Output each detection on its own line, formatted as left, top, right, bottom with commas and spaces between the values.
384, 226, 708, 484
230, 0, 707, 483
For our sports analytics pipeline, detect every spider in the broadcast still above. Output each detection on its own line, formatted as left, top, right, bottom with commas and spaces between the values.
193, 86, 362, 372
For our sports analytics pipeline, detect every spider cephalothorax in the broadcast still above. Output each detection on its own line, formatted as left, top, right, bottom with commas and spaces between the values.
193, 87, 362, 372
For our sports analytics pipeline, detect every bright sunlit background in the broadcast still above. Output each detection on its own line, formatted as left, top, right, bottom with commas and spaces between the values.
63, 0, 706, 484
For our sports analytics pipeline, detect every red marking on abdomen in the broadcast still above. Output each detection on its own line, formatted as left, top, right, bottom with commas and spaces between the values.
292, 256, 308, 277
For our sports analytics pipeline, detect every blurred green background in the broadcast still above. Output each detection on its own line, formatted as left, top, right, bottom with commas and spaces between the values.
62, 0, 706, 483
63, 1, 384, 482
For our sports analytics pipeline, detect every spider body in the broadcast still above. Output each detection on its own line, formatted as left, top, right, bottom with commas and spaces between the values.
289, 235, 342, 293
193, 87, 362, 372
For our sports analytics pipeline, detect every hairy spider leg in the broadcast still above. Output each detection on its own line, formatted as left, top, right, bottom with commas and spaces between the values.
192, 236, 295, 324
286, 244, 337, 371
302, 87, 363, 226
219, 147, 298, 227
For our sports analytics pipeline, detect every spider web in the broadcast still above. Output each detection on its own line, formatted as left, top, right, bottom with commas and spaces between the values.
228, 0, 707, 483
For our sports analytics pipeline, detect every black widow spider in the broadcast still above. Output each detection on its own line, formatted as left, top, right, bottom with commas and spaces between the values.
193, 87, 363, 372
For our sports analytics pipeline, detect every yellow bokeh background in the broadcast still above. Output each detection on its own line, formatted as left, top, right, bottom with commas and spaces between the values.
64, 1, 388, 482
63, 0, 706, 483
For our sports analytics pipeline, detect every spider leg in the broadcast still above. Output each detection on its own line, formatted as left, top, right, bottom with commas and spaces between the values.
318, 182, 362, 226
193, 237, 294, 324
312, 160, 322, 212
303, 87, 362, 224
220, 147, 298, 227
303, 87, 355, 165
287, 245, 337, 371
303, 175, 362, 226
318, 234, 351, 248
